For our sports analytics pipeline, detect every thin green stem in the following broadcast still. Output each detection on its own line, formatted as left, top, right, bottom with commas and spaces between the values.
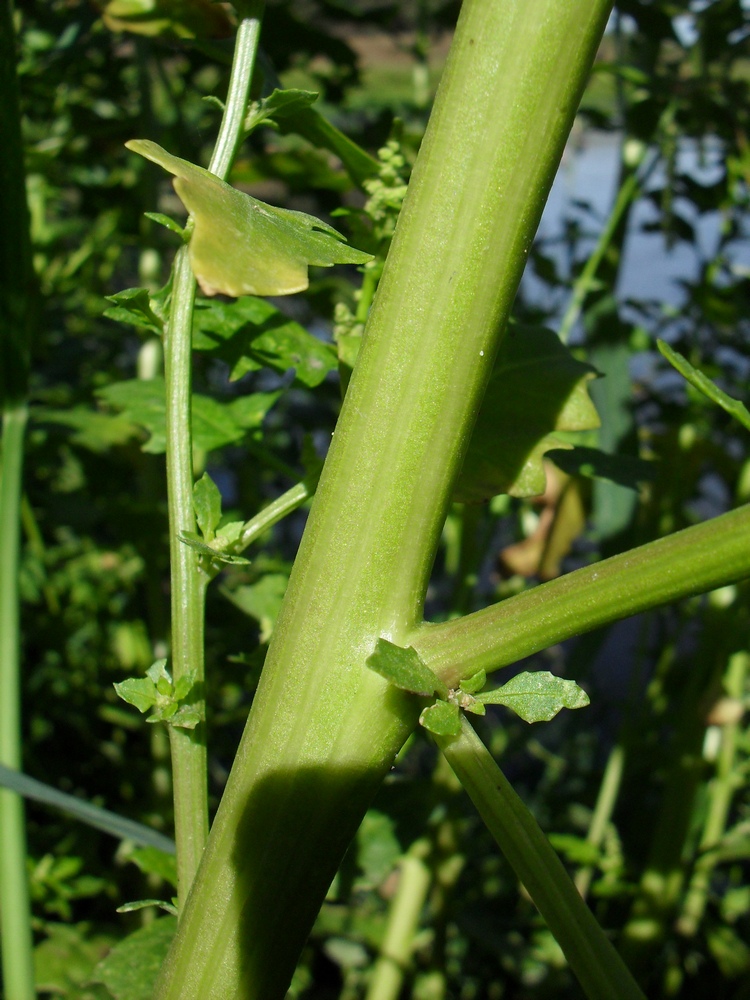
0, 0, 36, 993
435, 718, 645, 1000
412, 504, 750, 688
163, 5, 264, 908
0, 407, 35, 1000
208, 6, 263, 180
238, 475, 318, 553
164, 247, 208, 909
575, 744, 626, 898
557, 164, 643, 344
676, 650, 748, 937
365, 839, 432, 1000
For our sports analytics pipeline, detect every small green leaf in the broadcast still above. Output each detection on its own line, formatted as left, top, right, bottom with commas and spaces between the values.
214, 520, 244, 550
366, 638, 448, 698
144, 212, 186, 239
172, 669, 197, 702
459, 669, 486, 694
462, 698, 486, 716
179, 531, 250, 567
167, 706, 202, 730
193, 472, 222, 540
146, 659, 169, 685
117, 899, 178, 917
244, 88, 319, 134
477, 671, 590, 723
113, 678, 158, 713
125, 139, 372, 297
104, 287, 164, 335
658, 339, 750, 432
419, 700, 461, 736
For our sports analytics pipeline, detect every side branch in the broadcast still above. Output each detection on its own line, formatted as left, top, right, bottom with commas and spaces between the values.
412, 505, 750, 687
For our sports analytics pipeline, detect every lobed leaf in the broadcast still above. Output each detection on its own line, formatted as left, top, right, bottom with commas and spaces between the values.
455, 324, 600, 502
477, 670, 590, 723
366, 638, 449, 698
125, 139, 373, 297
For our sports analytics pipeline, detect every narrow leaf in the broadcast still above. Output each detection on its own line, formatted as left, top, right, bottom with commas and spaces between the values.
477, 671, 590, 723
114, 678, 158, 713
125, 139, 372, 297
658, 339, 750, 432
366, 638, 448, 698
144, 212, 186, 238
0, 764, 175, 853
117, 899, 178, 917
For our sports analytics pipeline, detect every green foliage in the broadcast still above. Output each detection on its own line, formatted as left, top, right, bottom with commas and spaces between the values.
114, 659, 202, 729
5, 2, 750, 999
89, 918, 177, 1000
125, 139, 372, 296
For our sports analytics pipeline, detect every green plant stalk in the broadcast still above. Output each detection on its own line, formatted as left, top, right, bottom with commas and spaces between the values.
575, 743, 626, 898
238, 474, 318, 552
435, 718, 645, 1000
155, 3, 612, 997
557, 161, 643, 344
676, 650, 748, 937
365, 839, 432, 1000
411, 503, 750, 688
0, 408, 35, 1000
162, 5, 263, 908
0, 1, 36, 995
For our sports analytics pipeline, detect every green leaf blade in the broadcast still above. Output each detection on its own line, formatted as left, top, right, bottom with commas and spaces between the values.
477, 670, 590, 723
125, 139, 372, 298
366, 638, 448, 698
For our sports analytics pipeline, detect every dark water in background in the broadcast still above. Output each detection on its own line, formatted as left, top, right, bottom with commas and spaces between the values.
525, 129, 750, 315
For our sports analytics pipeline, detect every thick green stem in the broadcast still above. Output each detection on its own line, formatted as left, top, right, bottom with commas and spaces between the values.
435, 718, 645, 1000
155, 3, 612, 997
163, 6, 263, 908
411, 504, 750, 688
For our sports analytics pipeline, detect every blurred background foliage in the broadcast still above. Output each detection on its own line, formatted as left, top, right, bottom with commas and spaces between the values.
6, 0, 750, 996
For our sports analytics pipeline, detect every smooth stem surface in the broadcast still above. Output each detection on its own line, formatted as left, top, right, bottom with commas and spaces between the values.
0, 407, 35, 1000
436, 719, 645, 1000
155, 3, 612, 997
163, 7, 262, 908
365, 840, 432, 1000
412, 503, 750, 688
